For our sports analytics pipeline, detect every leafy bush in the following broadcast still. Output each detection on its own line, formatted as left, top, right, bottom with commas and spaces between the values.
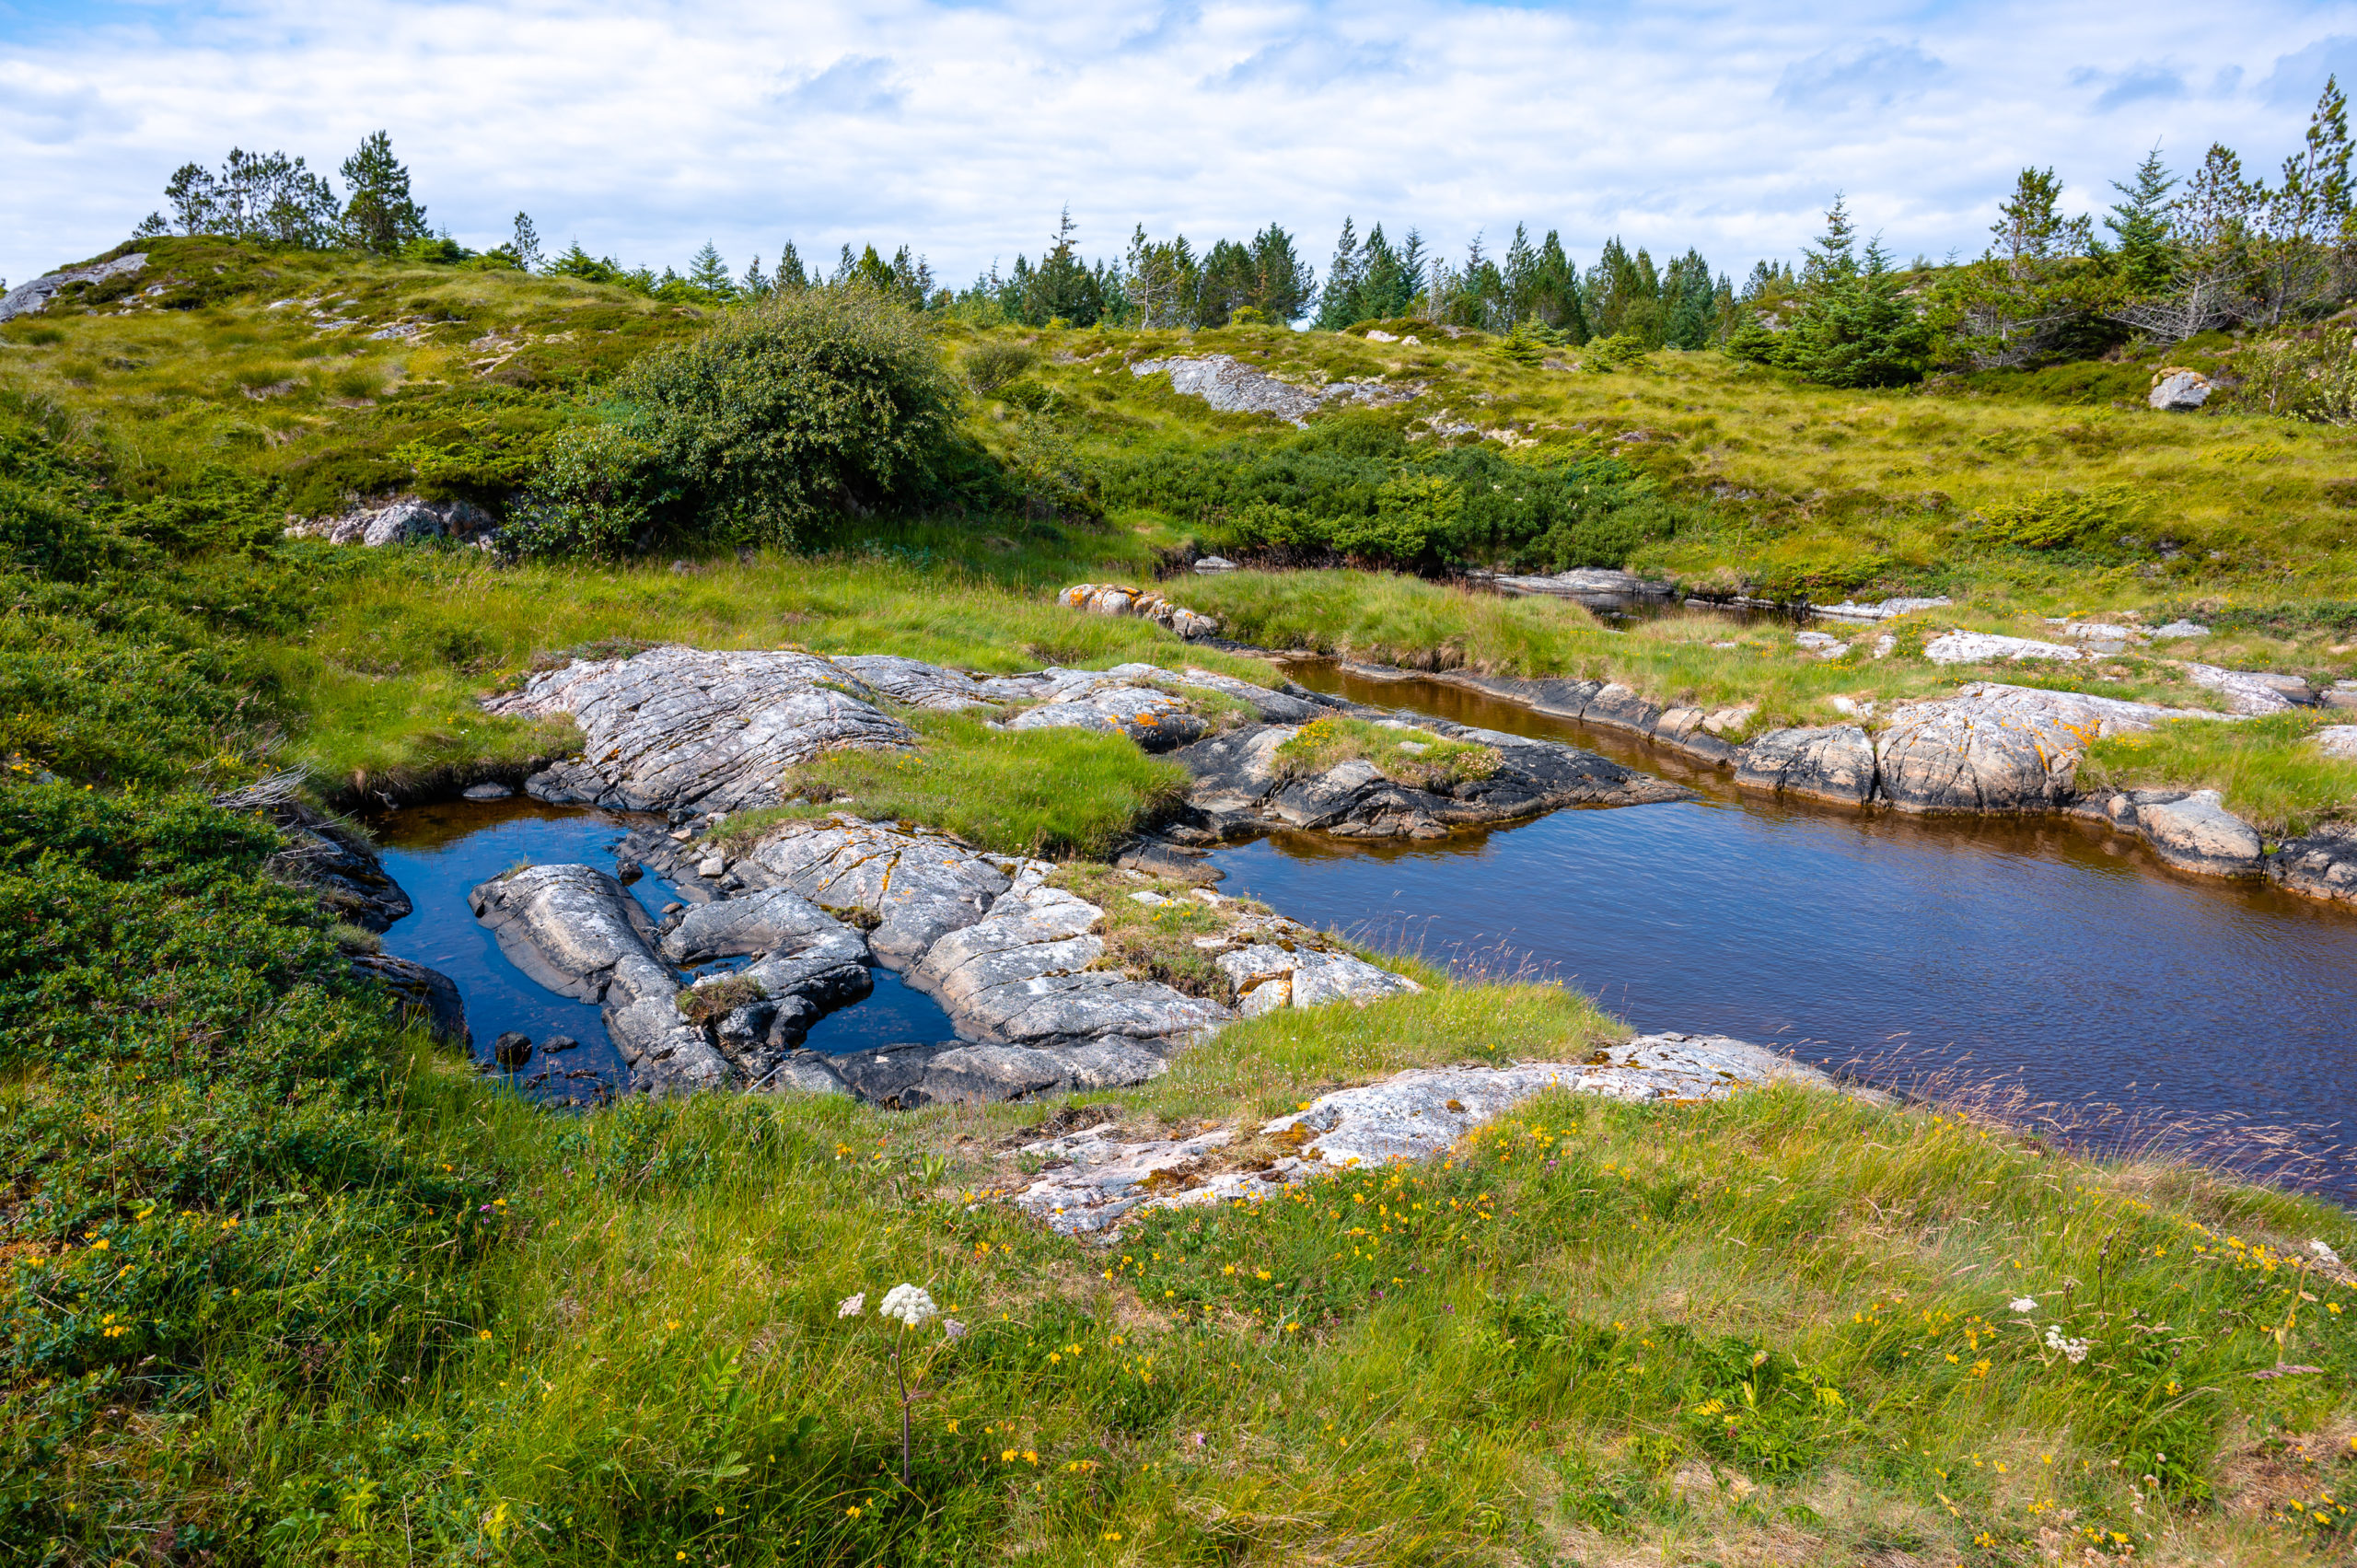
2233, 328, 2357, 424
961, 340, 1036, 392
499, 422, 668, 558
605, 285, 961, 548
1971, 484, 2139, 551
1582, 332, 1650, 371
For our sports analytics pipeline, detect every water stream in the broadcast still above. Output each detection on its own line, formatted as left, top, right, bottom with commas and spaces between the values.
1222, 662, 2357, 1198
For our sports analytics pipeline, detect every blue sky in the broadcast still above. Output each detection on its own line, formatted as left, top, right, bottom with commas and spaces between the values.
5, 1, 2356, 294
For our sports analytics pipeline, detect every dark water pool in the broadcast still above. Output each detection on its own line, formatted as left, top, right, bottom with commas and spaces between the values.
367, 799, 955, 1101
1231, 663, 2357, 1198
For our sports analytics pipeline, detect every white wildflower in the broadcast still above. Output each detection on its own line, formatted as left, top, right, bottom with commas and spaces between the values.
2043, 1324, 2092, 1365
2312, 1239, 2344, 1269
2009, 1297, 2038, 1314
836, 1292, 865, 1318
878, 1283, 938, 1328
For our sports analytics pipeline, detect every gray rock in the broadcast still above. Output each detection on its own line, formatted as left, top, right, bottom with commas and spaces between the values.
0, 253, 146, 323
484, 646, 917, 813
460, 781, 515, 801
2270, 822, 2357, 905
1174, 718, 1688, 841
1131, 354, 1418, 427
658, 885, 874, 1012
1192, 555, 1237, 572
211, 779, 414, 932
1808, 596, 1952, 622
1058, 584, 1222, 640
1735, 726, 1877, 805
1008, 1034, 1839, 1237
731, 816, 1030, 967
2126, 789, 2265, 875
468, 863, 728, 1094
906, 884, 1230, 1049
1480, 567, 1677, 604
1923, 631, 2083, 665
1174, 666, 1327, 724
1216, 943, 1420, 1014
2149, 369, 2212, 411
2183, 663, 2310, 714
493, 1030, 533, 1068
826, 655, 998, 710
349, 952, 470, 1048
284, 493, 497, 548
1873, 684, 2229, 814
2316, 725, 2357, 759
1009, 682, 1206, 751
2151, 620, 2211, 640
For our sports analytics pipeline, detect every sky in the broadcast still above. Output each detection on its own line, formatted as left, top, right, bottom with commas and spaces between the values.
5, 1, 2357, 296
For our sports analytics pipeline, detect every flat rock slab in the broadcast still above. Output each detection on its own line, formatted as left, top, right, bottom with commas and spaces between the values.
826, 1034, 1172, 1109
1132, 354, 1416, 426
485, 646, 916, 813
2184, 663, 2310, 714
727, 816, 1042, 967
469, 864, 727, 1094
1008, 1033, 1836, 1237
1924, 631, 2082, 665
908, 884, 1231, 1048
1176, 719, 1688, 841
2086, 789, 2266, 876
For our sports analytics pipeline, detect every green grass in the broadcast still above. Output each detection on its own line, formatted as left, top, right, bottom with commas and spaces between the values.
2084, 710, 2357, 835
1272, 714, 1500, 789
717, 709, 1191, 861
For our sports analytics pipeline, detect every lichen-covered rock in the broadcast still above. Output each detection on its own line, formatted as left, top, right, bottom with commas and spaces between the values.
727, 816, 1035, 966
1735, 726, 1876, 805
1174, 720, 1688, 840
2149, 368, 2212, 411
658, 886, 875, 1046
826, 655, 998, 710
1215, 944, 1419, 1014
0, 253, 146, 323
2110, 789, 2265, 876
1058, 583, 1220, 640
1008, 1034, 1838, 1237
907, 884, 1230, 1049
2183, 663, 2311, 714
1873, 683, 2225, 814
1007, 683, 1206, 751
485, 646, 915, 813
824, 1034, 1171, 1109
1923, 631, 2083, 665
468, 864, 728, 1094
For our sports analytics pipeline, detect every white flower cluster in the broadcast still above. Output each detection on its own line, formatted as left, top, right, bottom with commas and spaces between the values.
836, 1292, 865, 1318
879, 1283, 938, 1328
2009, 1296, 2038, 1314
2043, 1324, 2092, 1365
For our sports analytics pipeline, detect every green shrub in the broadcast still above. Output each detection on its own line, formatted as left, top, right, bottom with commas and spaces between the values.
500, 422, 667, 558
1971, 484, 2139, 551
961, 340, 1036, 392
608, 285, 960, 547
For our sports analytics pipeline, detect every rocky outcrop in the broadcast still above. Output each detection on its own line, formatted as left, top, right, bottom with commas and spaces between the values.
1215, 941, 1420, 1015
1736, 726, 1876, 806
1870, 683, 2225, 815
1131, 354, 1418, 426
906, 883, 1230, 1049
284, 494, 497, 548
2183, 663, 2313, 714
1007, 682, 1206, 751
660, 887, 877, 1060
0, 253, 146, 323
820, 1035, 1177, 1110
350, 952, 470, 1048
1059, 583, 1220, 640
1472, 567, 1677, 606
1009, 1034, 1839, 1237
1176, 717, 1689, 840
1923, 631, 2083, 665
2270, 822, 2357, 905
486, 647, 916, 813
214, 775, 414, 932
468, 864, 729, 1094
823, 656, 998, 710
716, 815, 1034, 966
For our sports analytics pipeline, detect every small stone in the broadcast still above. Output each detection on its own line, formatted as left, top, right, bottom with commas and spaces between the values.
696, 854, 728, 878
461, 781, 514, 801
2315, 726, 2357, 760
493, 1030, 533, 1068
543, 1035, 580, 1053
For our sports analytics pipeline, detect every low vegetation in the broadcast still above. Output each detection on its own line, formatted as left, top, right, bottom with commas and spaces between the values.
1272, 714, 1501, 790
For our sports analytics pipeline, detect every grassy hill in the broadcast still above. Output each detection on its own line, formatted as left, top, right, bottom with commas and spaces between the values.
2, 243, 2355, 1566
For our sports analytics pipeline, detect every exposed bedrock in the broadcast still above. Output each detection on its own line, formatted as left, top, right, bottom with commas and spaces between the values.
1174, 717, 1689, 841
350, 952, 470, 1048
468, 864, 731, 1094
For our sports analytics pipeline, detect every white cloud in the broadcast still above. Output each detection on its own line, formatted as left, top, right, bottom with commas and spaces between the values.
1, 0, 2352, 294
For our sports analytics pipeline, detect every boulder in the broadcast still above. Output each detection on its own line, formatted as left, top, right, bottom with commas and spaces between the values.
1479, 567, 1677, 605
349, 952, 470, 1047
1058, 583, 1222, 640
2149, 368, 2212, 411
493, 1030, 533, 1068
658, 885, 875, 1029
1008, 1034, 1838, 1237
2270, 822, 2357, 905
906, 884, 1230, 1049
0, 253, 146, 323
2114, 789, 2265, 876
1735, 726, 1876, 806
284, 494, 497, 547
2315, 726, 2357, 760
1872, 683, 2230, 814
1007, 683, 1207, 751
213, 778, 414, 932
461, 781, 515, 801
1216, 944, 1420, 1014
1808, 596, 1952, 622
484, 646, 917, 813
2151, 620, 2211, 640
468, 864, 728, 1094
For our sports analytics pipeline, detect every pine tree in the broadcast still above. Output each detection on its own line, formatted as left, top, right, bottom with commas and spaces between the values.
1663, 250, 1717, 348
1502, 224, 1538, 322
512, 212, 543, 273
1026, 208, 1100, 324
776, 243, 808, 291
338, 131, 427, 255
1358, 225, 1404, 320
687, 241, 735, 299
739, 255, 772, 297
1398, 229, 1430, 319
1247, 224, 1316, 320
2105, 146, 2177, 295
1776, 200, 1927, 386
1315, 218, 1364, 330
2255, 75, 2353, 324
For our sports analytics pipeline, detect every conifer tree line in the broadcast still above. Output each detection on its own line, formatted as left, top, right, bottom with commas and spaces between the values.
126, 80, 2357, 380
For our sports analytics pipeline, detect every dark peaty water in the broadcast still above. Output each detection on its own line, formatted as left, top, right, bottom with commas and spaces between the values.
366, 799, 956, 1102
1227, 664, 2357, 1198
